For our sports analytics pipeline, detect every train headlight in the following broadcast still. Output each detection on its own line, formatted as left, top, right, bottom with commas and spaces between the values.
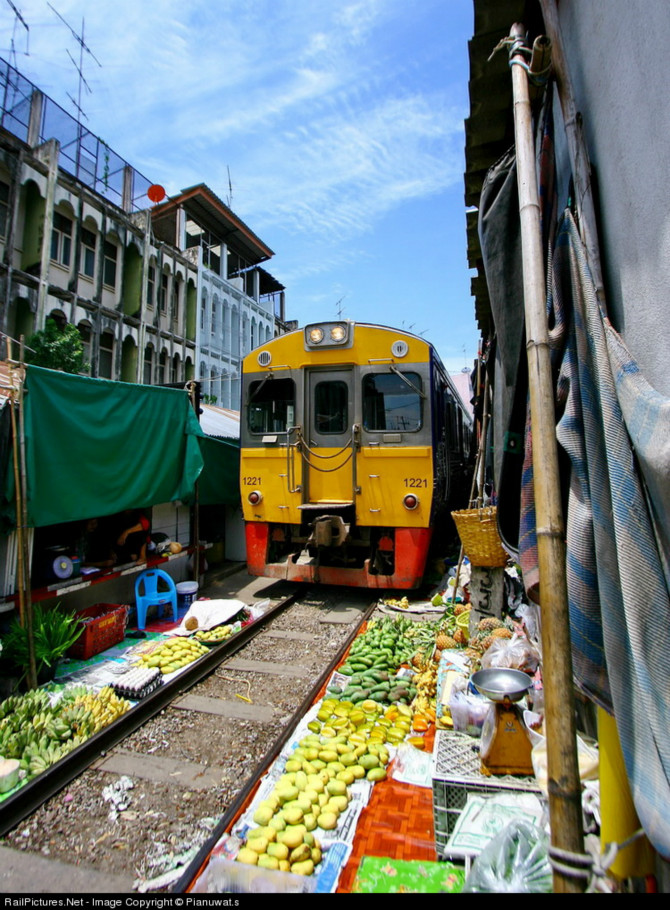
248, 490, 263, 505
403, 493, 420, 511
304, 322, 351, 349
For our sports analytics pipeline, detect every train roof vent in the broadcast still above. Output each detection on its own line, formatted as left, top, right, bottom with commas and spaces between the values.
257, 350, 272, 366
392, 340, 409, 358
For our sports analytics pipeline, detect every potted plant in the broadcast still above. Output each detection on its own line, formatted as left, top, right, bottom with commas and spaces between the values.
1, 604, 84, 690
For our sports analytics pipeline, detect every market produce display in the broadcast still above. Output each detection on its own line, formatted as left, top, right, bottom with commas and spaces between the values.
0, 685, 131, 786
194, 624, 234, 644
134, 636, 209, 674
237, 703, 395, 876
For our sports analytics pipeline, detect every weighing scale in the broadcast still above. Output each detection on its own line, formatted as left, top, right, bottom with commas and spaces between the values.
471, 668, 535, 776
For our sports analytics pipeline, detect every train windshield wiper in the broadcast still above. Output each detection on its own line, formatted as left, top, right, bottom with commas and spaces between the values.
389, 364, 426, 399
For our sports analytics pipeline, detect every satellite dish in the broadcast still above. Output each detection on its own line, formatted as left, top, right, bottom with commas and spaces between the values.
147, 184, 166, 203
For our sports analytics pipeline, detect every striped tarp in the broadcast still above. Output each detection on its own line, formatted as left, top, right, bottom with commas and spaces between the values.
551, 212, 670, 859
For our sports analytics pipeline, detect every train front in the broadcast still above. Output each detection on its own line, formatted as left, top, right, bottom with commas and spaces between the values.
239, 321, 442, 588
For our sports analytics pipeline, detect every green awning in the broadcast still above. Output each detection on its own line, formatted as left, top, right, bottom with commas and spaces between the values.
10, 365, 206, 528
195, 435, 241, 506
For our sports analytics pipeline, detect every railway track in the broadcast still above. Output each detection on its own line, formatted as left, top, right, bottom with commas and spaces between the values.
0, 571, 376, 894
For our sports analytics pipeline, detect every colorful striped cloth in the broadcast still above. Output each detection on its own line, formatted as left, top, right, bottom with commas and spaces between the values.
549, 212, 670, 859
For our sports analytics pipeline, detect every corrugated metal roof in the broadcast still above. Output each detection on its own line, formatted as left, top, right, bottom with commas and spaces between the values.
465, 0, 545, 336
200, 404, 240, 440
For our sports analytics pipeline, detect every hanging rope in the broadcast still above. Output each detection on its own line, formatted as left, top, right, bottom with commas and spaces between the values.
300, 435, 353, 459
549, 827, 648, 892
489, 33, 553, 87
299, 446, 354, 474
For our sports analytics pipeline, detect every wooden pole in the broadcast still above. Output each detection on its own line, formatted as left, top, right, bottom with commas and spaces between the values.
188, 381, 201, 584
6, 339, 25, 627
508, 22, 585, 892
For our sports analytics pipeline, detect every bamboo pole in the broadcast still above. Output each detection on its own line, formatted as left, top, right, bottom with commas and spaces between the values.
18, 338, 37, 690
6, 339, 25, 627
508, 22, 585, 892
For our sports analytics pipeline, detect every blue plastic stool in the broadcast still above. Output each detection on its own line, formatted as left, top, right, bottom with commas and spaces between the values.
134, 568, 178, 630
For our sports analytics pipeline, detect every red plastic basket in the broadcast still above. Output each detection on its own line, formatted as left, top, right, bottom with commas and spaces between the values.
67, 603, 128, 660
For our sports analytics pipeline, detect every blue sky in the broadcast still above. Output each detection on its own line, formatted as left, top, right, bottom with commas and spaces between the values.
1, 0, 479, 372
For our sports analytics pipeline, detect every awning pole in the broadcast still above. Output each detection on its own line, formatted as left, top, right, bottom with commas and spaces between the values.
508, 22, 585, 892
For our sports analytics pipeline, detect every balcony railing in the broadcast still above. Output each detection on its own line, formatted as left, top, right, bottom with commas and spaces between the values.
0, 57, 153, 212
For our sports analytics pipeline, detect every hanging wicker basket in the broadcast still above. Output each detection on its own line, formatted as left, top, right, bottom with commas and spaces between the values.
451, 506, 509, 567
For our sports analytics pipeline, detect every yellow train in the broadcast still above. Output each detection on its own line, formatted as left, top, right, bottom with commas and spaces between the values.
240, 321, 473, 588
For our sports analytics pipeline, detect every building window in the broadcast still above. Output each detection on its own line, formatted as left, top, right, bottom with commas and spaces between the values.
143, 345, 154, 385
147, 265, 155, 308
51, 212, 73, 267
99, 330, 115, 379
211, 299, 217, 334
80, 228, 96, 278
77, 322, 92, 368
0, 181, 9, 238
103, 241, 117, 288
159, 349, 167, 383
159, 273, 168, 313
172, 276, 180, 323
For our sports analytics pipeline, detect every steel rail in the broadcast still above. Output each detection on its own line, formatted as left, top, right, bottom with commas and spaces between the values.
173, 597, 376, 893
0, 588, 303, 838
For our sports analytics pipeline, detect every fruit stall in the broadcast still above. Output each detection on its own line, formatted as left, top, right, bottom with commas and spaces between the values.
180, 576, 570, 894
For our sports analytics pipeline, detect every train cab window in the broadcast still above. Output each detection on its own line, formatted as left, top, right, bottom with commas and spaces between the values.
314, 380, 348, 434
362, 372, 422, 432
248, 377, 295, 433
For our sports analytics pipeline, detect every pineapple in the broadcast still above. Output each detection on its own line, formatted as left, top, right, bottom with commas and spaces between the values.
477, 616, 505, 633
435, 632, 457, 651
453, 629, 468, 646
454, 602, 469, 616
491, 627, 512, 640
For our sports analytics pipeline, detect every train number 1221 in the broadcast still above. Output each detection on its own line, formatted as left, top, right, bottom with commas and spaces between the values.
404, 477, 427, 488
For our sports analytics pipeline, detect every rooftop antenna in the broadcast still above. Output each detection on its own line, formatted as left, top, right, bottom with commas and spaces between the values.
335, 294, 347, 320
3, 1, 29, 66
47, 2, 101, 126
226, 166, 233, 208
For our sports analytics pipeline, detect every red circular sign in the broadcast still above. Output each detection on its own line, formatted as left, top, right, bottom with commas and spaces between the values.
147, 184, 166, 203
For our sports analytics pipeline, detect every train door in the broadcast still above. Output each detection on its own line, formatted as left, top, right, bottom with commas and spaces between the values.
304, 368, 355, 505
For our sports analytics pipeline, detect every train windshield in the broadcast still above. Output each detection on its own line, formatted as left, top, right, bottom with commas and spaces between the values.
362, 372, 423, 432
314, 380, 348, 434
247, 377, 295, 433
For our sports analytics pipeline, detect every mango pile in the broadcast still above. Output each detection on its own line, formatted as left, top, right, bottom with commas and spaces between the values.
194, 624, 233, 644
135, 636, 209, 674
238, 697, 397, 876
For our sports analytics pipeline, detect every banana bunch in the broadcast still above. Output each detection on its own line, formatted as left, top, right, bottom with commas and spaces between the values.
58, 701, 96, 737
0, 683, 131, 790
411, 662, 438, 699
22, 735, 67, 777
69, 687, 131, 733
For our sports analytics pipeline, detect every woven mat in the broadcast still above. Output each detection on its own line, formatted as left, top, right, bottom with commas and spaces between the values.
337, 746, 438, 892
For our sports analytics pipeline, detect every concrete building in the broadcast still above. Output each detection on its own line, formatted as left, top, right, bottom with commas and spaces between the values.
151, 184, 286, 410
0, 58, 198, 383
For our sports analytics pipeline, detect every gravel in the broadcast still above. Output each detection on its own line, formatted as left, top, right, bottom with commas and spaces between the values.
0, 572, 372, 892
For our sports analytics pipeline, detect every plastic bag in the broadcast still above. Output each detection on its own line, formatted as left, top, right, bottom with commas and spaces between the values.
448, 689, 489, 737
531, 731, 599, 798
462, 819, 552, 893
480, 633, 541, 673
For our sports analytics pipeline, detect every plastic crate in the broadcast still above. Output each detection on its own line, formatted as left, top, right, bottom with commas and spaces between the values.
431, 729, 541, 858
67, 603, 128, 660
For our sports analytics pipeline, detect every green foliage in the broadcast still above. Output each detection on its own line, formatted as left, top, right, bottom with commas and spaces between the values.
1, 603, 84, 681
25, 319, 89, 374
